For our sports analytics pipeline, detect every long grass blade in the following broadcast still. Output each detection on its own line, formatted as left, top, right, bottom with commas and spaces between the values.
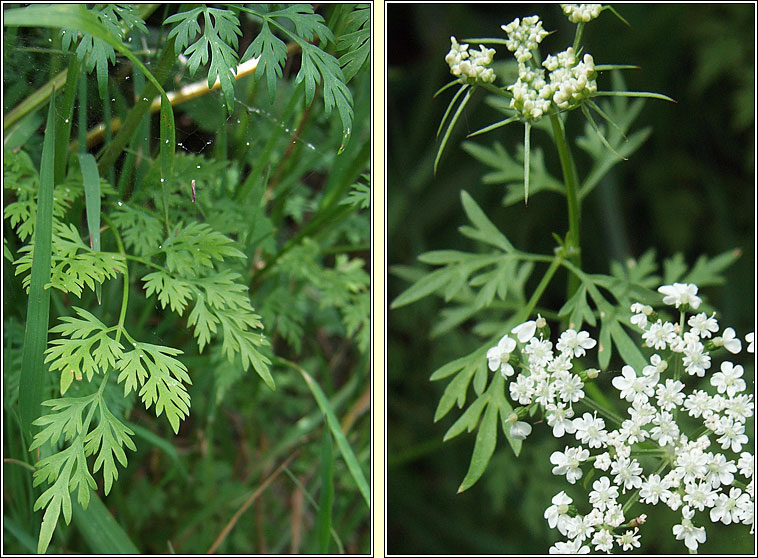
54, 55, 81, 184
18, 87, 57, 435
72, 494, 140, 554
315, 427, 335, 553
278, 357, 370, 507
78, 153, 102, 303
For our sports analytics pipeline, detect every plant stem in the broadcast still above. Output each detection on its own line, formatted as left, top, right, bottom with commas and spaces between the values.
548, 111, 582, 297
104, 215, 130, 345
581, 394, 624, 426
517, 256, 562, 323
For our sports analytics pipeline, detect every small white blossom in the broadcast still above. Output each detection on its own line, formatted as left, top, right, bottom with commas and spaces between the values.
643, 320, 677, 350
616, 527, 641, 551
737, 452, 754, 478
591, 528, 614, 553
557, 328, 597, 358
714, 327, 742, 354
545, 491, 573, 533
688, 312, 719, 338
630, 302, 653, 330
546, 402, 576, 437
510, 420, 533, 440
658, 282, 702, 310
512, 319, 538, 343
612, 365, 655, 404
746, 332, 754, 353
710, 361, 746, 397
487, 334, 517, 377
594, 452, 611, 471
655, 378, 686, 411
588, 476, 619, 511
551, 445, 589, 484
610, 456, 643, 492
573, 412, 607, 448
673, 506, 706, 551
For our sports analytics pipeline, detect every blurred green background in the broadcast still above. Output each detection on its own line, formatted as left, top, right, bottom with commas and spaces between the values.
387, 4, 754, 554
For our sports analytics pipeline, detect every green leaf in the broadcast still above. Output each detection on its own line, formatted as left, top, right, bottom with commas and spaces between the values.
391, 267, 453, 309
459, 190, 514, 252
116, 343, 191, 434
83, 398, 136, 495
165, 6, 241, 113
161, 222, 245, 276
457, 393, 497, 493
18, 87, 57, 435
336, 4, 370, 82
242, 19, 287, 101
142, 270, 193, 315
44, 308, 124, 392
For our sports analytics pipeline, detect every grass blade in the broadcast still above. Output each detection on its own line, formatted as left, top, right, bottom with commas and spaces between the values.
54, 55, 81, 184
315, 427, 335, 553
18, 87, 57, 435
278, 357, 370, 508
72, 493, 140, 554
78, 153, 102, 303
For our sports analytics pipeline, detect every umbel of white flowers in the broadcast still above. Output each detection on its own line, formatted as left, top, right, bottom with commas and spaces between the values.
485, 282, 755, 553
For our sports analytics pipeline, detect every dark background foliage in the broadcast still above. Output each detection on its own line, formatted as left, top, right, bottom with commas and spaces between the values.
387, 4, 754, 554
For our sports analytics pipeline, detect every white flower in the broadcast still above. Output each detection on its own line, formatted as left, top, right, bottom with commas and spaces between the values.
487, 334, 517, 377
612, 365, 655, 404
673, 506, 706, 551
591, 528, 614, 553
594, 452, 611, 471
714, 416, 749, 453
688, 312, 719, 338
589, 476, 619, 511
682, 341, 711, 377
737, 452, 754, 478
704, 452, 737, 489
630, 302, 653, 330
683, 390, 718, 419
509, 374, 535, 405
651, 411, 680, 447
551, 445, 589, 484
746, 332, 754, 353
573, 412, 607, 448
642, 320, 677, 350
683, 480, 717, 511
510, 420, 533, 440
655, 378, 686, 411
710, 487, 745, 525
616, 527, 641, 551
610, 456, 643, 493
715, 327, 742, 354
710, 361, 746, 397
674, 447, 708, 485
524, 337, 554, 368
554, 371, 585, 404
557, 328, 597, 357
640, 473, 674, 505
658, 282, 702, 309
546, 402, 576, 437
512, 319, 538, 343
545, 491, 573, 532
604, 502, 625, 527
549, 539, 589, 554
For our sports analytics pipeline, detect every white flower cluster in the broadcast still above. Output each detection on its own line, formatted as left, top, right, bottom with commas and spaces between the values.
487, 316, 597, 431
444, 36, 496, 83
488, 283, 755, 553
501, 16, 549, 63
560, 4, 604, 24
543, 47, 597, 110
500, 16, 597, 120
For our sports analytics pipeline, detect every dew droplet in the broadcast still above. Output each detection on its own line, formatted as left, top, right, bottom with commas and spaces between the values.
125, 75, 130, 80
158, 245, 163, 249
165, 139, 169, 144
64, 118, 69, 123
160, 178, 165, 183
143, 97, 149, 102
112, 98, 116, 102
117, 201, 123, 206
196, 165, 201, 169
245, 141, 250, 146
236, 119, 241, 124
206, 140, 212, 145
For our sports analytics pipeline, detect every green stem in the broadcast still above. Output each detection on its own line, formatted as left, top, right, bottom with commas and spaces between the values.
517, 256, 562, 323
548, 111, 582, 297
581, 395, 623, 426
103, 215, 129, 345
